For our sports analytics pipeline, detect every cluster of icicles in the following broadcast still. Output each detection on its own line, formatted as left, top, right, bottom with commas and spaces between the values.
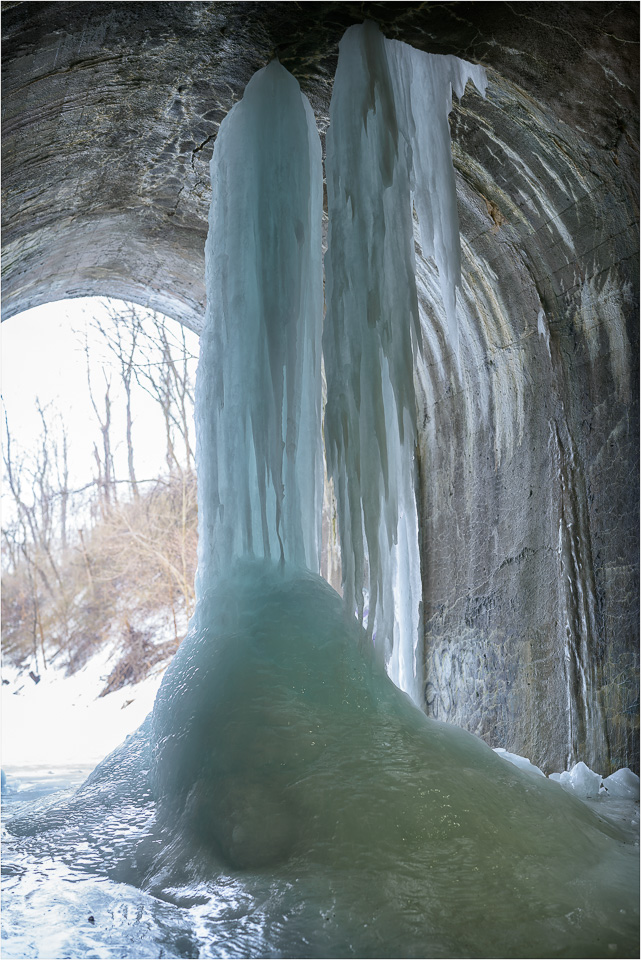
197, 21, 486, 700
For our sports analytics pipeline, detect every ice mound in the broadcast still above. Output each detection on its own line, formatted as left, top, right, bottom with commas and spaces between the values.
495, 751, 640, 803
6, 561, 639, 956
141, 560, 639, 956
493, 747, 545, 777
603, 767, 640, 800
549, 760, 603, 797
547, 762, 640, 801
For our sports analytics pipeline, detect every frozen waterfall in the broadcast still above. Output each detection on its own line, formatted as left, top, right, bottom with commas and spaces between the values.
195, 59, 323, 586
324, 23, 485, 699
197, 23, 487, 700
4, 25, 638, 960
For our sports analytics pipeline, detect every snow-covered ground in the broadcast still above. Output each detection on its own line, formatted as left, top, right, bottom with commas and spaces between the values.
1, 645, 168, 778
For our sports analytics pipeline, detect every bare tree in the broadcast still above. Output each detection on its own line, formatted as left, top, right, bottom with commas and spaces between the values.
87, 301, 197, 486
90, 303, 141, 499
55, 422, 70, 551
3, 302, 200, 680
84, 331, 116, 517
3, 407, 56, 669
130, 310, 196, 477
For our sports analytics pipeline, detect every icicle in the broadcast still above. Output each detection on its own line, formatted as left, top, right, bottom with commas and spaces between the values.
387, 39, 486, 352
324, 22, 485, 701
323, 22, 421, 696
195, 60, 323, 592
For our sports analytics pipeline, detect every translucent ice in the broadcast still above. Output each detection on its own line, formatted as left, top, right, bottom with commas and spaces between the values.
493, 747, 546, 777
603, 767, 640, 800
196, 59, 323, 588
386, 32, 487, 350
549, 760, 604, 798
549, 762, 641, 802
11, 562, 637, 958
324, 22, 485, 698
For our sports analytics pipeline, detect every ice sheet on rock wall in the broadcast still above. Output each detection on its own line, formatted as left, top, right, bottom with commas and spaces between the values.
196, 59, 323, 588
387, 37, 487, 352
324, 22, 485, 700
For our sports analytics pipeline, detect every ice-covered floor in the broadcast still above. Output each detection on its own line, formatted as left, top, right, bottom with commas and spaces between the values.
2, 763, 638, 960
2, 565, 639, 960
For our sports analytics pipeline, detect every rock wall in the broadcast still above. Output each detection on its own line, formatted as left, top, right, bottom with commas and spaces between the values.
2, 2, 638, 772
415, 55, 639, 773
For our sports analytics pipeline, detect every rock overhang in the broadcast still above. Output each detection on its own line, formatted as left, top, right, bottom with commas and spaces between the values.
2, 2, 638, 331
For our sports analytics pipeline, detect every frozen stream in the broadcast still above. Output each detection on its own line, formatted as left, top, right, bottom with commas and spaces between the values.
2, 767, 640, 960
2, 768, 202, 960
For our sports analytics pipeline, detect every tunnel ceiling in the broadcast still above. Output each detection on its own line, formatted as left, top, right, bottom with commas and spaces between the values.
1, 1, 638, 330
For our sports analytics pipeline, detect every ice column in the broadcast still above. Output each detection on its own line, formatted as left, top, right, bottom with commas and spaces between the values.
195, 61, 323, 592
324, 23, 485, 701
386, 36, 487, 351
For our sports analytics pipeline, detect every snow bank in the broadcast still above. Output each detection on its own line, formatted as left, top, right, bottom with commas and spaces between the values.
1, 646, 167, 772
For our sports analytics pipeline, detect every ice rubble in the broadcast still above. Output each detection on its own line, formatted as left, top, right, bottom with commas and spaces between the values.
494, 748, 640, 800
548, 760, 641, 800
603, 766, 641, 799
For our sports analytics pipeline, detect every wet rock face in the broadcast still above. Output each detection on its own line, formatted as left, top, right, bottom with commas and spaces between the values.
415, 42, 639, 775
2, 3, 638, 772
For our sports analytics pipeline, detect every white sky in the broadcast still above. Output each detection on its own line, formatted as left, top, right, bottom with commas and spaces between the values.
1, 297, 199, 495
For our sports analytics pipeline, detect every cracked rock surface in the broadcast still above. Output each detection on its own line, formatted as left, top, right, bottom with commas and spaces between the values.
2, 2, 638, 772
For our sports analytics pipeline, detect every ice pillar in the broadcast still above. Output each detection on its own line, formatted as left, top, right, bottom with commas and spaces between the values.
195, 61, 323, 593
324, 22, 486, 702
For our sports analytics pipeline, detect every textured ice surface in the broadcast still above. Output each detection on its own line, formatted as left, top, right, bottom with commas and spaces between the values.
7, 562, 638, 958
386, 32, 487, 350
196, 59, 323, 588
550, 760, 605, 798
493, 747, 545, 777
604, 767, 641, 800
548, 761, 641, 801
495, 750, 641, 803
324, 22, 485, 700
